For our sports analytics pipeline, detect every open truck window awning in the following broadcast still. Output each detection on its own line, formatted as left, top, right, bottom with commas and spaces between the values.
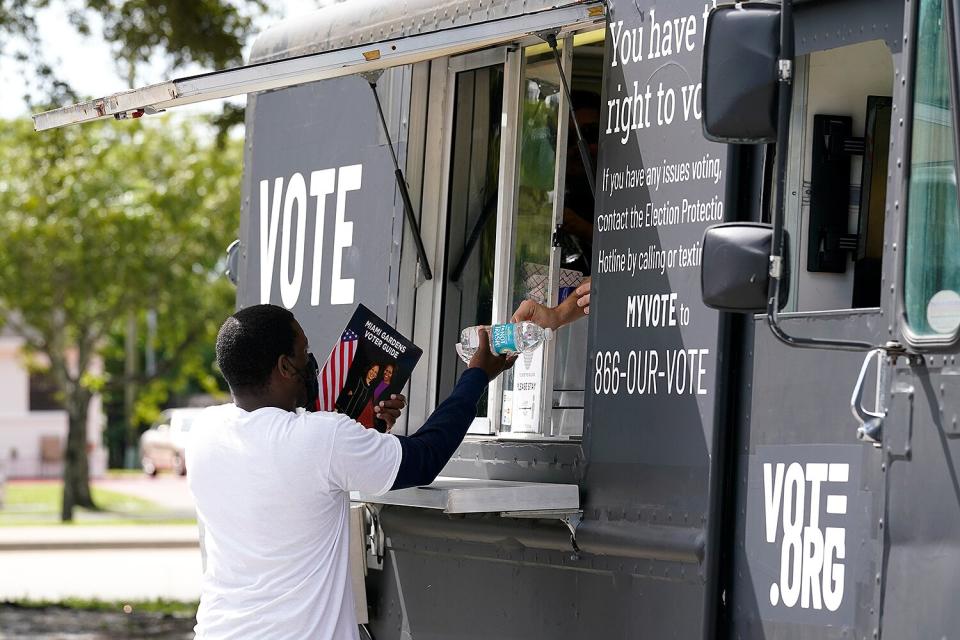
32, 0, 605, 131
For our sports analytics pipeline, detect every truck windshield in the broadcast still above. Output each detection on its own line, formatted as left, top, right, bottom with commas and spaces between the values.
903, 0, 960, 337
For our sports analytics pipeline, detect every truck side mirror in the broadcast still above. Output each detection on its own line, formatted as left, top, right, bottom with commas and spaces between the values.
225, 239, 240, 286
702, 3, 781, 143
701, 223, 788, 313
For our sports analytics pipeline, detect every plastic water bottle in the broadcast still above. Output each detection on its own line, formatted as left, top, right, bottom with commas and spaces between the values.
456, 322, 553, 364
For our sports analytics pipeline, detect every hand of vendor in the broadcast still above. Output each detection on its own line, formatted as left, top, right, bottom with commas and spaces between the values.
511, 276, 591, 329
574, 278, 591, 315
373, 393, 407, 431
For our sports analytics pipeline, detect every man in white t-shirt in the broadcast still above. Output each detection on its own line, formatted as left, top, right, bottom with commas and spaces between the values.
187, 304, 513, 639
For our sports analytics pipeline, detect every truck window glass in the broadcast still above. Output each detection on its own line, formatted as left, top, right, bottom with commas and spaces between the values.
550, 31, 604, 438
499, 46, 562, 435
904, 0, 960, 337
434, 31, 604, 440
438, 64, 504, 414
500, 34, 603, 438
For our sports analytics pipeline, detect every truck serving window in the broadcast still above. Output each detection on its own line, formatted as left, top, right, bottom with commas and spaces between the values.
903, 0, 960, 338
436, 29, 604, 440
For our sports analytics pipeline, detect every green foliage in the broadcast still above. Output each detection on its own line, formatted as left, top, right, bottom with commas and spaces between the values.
0, 116, 240, 484
1, 1, 269, 109
0, 116, 240, 369
83, 0, 268, 79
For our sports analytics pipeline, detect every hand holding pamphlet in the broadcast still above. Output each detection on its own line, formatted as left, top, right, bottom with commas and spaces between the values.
314, 304, 423, 432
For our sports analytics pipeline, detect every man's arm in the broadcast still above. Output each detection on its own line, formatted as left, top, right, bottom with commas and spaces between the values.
391, 368, 488, 490
390, 331, 514, 491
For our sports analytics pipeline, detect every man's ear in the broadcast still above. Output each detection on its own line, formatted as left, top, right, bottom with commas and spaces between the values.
277, 354, 297, 380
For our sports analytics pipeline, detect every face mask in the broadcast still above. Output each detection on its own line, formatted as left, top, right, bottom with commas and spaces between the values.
295, 353, 321, 411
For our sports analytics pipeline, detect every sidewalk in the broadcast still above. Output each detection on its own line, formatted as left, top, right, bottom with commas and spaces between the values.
0, 526, 202, 602
0, 478, 203, 601
0, 524, 199, 551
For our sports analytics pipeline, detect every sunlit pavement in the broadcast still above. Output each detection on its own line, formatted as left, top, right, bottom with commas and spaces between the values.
0, 525, 201, 601
0, 547, 202, 602
0, 475, 203, 601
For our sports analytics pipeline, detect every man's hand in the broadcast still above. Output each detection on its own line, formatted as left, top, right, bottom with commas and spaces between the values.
374, 394, 407, 432
468, 328, 516, 380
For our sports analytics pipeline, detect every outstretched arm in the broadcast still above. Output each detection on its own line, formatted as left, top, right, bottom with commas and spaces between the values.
391, 368, 488, 490
391, 330, 515, 490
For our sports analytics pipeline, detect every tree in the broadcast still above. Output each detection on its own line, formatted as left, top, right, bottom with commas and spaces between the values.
1, 0, 269, 128
0, 117, 242, 520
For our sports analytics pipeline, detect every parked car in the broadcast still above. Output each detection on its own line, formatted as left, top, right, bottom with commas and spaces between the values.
139, 408, 202, 476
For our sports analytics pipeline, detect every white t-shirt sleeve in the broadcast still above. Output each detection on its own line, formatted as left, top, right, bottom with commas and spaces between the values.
328, 417, 402, 495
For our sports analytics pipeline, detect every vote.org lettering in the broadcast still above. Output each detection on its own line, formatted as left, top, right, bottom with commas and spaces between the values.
763, 462, 849, 612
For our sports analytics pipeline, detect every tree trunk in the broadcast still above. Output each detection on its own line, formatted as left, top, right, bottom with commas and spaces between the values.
60, 388, 95, 522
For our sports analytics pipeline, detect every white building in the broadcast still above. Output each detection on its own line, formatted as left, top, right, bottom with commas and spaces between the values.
0, 328, 106, 479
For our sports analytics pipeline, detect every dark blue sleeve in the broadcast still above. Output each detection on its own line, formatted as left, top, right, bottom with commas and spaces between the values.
390, 367, 489, 490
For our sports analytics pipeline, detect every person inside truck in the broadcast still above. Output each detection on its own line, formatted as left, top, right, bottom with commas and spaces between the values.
186, 304, 515, 639
559, 89, 601, 276
512, 90, 599, 331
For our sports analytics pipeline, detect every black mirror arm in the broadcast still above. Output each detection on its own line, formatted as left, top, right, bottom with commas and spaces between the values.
764, 0, 873, 352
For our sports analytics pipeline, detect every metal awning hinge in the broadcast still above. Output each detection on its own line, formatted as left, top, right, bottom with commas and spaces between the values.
563, 512, 582, 558
501, 509, 583, 560
361, 503, 385, 570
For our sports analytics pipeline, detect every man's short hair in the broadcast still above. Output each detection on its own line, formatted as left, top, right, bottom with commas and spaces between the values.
216, 304, 296, 393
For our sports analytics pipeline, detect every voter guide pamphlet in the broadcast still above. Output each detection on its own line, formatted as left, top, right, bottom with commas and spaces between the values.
315, 304, 422, 432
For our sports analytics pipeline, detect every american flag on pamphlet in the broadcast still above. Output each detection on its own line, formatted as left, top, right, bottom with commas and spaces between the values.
312, 304, 422, 432
317, 328, 358, 411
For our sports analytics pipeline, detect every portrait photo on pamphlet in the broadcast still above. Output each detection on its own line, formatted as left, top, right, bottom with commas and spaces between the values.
314, 304, 422, 432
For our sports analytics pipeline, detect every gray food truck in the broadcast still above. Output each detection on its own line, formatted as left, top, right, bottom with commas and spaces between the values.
34, 0, 960, 637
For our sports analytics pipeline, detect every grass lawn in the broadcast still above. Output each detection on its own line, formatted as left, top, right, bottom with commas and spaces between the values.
0, 482, 195, 526
104, 468, 146, 478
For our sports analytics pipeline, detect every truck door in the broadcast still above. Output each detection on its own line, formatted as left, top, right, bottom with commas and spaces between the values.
880, 0, 960, 635
718, 2, 906, 637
